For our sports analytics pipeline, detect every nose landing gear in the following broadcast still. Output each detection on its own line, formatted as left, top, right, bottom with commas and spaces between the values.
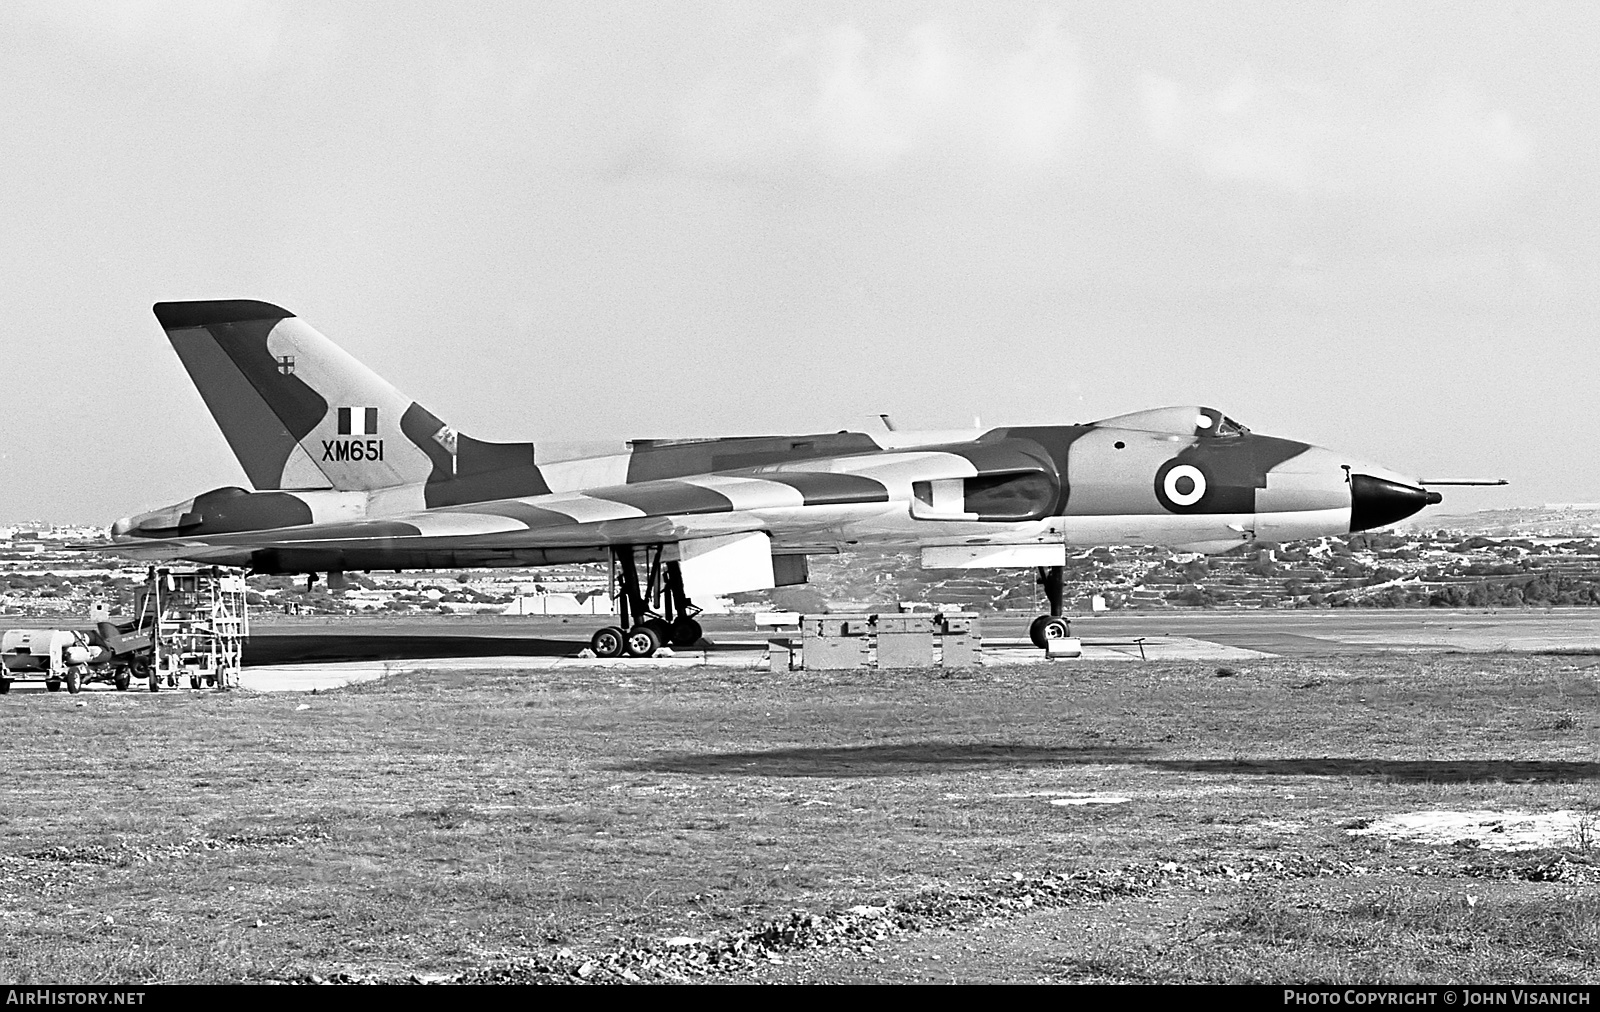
589, 545, 705, 659
1028, 565, 1072, 649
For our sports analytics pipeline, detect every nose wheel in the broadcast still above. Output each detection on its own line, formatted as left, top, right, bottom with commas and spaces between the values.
1030, 564, 1071, 648
1029, 615, 1072, 648
587, 547, 704, 659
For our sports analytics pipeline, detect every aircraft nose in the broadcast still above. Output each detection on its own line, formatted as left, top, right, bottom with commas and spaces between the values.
1349, 474, 1443, 532
110, 516, 135, 538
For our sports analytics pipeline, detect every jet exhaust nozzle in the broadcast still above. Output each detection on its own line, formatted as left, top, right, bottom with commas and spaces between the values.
1350, 473, 1440, 532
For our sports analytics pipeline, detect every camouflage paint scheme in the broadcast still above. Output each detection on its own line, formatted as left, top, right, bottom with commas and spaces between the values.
111, 301, 1441, 575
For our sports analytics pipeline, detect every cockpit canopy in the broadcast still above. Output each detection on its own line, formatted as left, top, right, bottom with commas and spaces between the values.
1088, 406, 1250, 438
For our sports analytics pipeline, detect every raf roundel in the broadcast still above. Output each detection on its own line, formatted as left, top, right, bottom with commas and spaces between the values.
1156, 461, 1209, 511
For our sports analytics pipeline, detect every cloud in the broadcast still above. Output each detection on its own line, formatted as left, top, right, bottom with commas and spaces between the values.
1139, 69, 1533, 205
14, 0, 339, 78
674, 19, 1086, 177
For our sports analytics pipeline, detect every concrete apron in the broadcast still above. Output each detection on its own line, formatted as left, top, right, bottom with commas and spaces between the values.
238, 637, 1272, 692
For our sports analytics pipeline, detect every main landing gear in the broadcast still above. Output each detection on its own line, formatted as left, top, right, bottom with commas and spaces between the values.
1029, 565, 1072, 649
588, 546, 705, 659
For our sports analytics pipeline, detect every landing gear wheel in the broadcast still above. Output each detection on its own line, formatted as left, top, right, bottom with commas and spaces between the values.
669, 617, 703, 647
113, 670, 130, 692
591, 627, 625, 658
0, 678, 10, 695
1029, 615, 1071, 649
46, 678, 61, 693
189, 674, 201, 690
65, 668, 81, 694
148, 671, 159, 693
624, 625, 662, 658
641, 618, 673, 645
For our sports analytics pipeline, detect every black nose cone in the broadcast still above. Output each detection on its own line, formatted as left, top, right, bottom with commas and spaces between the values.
1350, 474, 1443, 532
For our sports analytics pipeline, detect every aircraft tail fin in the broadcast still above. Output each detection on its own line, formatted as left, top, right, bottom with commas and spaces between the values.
153, 300, 460, 492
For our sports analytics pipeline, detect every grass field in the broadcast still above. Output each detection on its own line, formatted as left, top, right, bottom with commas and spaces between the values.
1, 654, 1597, 983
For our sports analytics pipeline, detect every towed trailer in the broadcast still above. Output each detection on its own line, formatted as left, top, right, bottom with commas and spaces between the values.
3, 622, 151, 694
0, 628, 100, 694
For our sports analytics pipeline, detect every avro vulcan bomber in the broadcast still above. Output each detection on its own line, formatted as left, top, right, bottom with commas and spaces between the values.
111, 301, 1464, 656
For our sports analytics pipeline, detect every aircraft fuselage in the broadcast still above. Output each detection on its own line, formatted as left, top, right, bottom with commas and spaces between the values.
112, 405, 1437, 574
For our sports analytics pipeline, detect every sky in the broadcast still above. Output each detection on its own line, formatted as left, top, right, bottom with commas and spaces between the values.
2, 1, 1595, 524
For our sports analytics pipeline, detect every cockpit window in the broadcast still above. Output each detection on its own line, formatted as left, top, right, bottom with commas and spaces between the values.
1092, 407, 1251, 437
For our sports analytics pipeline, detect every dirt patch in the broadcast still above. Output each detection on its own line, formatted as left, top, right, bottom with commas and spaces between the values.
1349, 810, 1599, 851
